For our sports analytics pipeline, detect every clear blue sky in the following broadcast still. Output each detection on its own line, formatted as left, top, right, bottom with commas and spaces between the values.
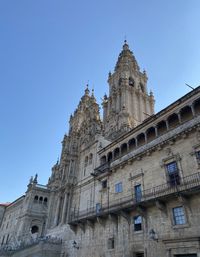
0, 0, 200, 203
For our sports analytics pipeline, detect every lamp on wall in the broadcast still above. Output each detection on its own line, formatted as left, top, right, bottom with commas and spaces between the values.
72, 240, 79, 249
149, 229, 158, 242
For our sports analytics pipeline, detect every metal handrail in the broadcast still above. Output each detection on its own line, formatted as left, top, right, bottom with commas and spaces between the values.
68, 171, 200, 223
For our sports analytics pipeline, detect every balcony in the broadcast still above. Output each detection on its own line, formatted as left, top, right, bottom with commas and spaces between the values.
94, 162, 111, 175
68, 172, 200, 225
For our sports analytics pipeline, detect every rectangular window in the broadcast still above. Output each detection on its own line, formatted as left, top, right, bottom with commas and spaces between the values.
166, 161, 180, 185
134, 184, 142, 202
173, 206, 186, 225
115, 182, 122, 193
196, 151, 200, 163
134, 215, 142, 231
102, 180, 107, 189
107, 237, 114, 249
96, 203, 101, 214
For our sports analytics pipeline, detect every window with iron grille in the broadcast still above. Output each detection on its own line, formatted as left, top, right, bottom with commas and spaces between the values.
102, 180, 107, 189
173, 206, 186, 225
115, 182, 123, 193
107, 237, 114, 249
166, 161, 180, 185
134, 215, 142, 231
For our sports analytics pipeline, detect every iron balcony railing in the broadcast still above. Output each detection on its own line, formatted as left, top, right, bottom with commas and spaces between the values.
68, 171, 200, 223
94, 162, 110, 175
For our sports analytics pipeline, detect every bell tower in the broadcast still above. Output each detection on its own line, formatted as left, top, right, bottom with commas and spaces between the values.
103, 41, 155, 139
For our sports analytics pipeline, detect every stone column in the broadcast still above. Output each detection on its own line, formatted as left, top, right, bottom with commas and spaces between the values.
46, 192, 55, 229
61, 193, 68, 224
191, 104, 195, 117
155, 127, 158, 137
54, 196, 61, 226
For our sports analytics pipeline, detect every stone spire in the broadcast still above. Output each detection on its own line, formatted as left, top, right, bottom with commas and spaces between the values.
114, 40, 140, 73
68, 85, 102, 142
103, 41, 155, 140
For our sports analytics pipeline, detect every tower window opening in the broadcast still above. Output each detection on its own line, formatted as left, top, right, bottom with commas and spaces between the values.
129, 77, 134, 87
31, 225, 39, 234
140, 83, 145, 92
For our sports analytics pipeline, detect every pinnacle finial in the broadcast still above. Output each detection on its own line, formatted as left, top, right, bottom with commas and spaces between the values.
29, 176, 33, 184
33, 173, 38, 184
123, 39, 129, 50
85, 84, 90, 95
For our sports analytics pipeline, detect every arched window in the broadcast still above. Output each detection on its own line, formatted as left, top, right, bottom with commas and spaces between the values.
107, 152, 113, 163
84, 156, 88, 167
146, 127, 156, 142
180, 106, 193, 122
39, 196, 43, 204
194, 98, 200, 115
34, 195, 39, 203
128, 138, 136, 150
114, 148, 120, 159
129, 77, 134, 87
44, 197, 48, 205
137, 133, 145, 146
31, 225, 39, 234
168, 113, 179, 129
157, 120, 167, 135
121, 143, 128, 155
89, 153, 93, 165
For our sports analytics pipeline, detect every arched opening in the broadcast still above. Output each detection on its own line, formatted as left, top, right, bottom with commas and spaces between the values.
168, 113, 179, 129
89, 153, 93, 165
39, 196, 43, 204
119, 78, 122, 86
121, 143, 128, 155
34, 195, 38, 203
157, 120, 167, 135
107, 152, 113, 163
129, 77, 135, 87
193, 98, 200, 115
137, 133, 146, 147
180, 106, 193, 122
140, 83, 145, 93
44, 197, 48, 205
146, 127, 156, 142
128, 138, 136, 150
31, 225, 39, 234
84, 156, 88, 167
100, 156, 106, 165
114, 147, 120, 159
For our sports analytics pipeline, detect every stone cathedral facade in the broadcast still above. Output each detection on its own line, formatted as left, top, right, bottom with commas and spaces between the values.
1, 41, 200, 257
